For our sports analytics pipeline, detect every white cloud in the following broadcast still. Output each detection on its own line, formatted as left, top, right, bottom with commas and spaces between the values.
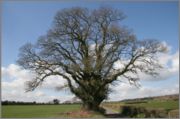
109, 81, 179, 101
40, 75, 67, 90
1, 64, 73, 103
2, 64, 31, 80
140, 51, 179, 81
108, 50, 179, 101
2, 89, 74, 103
171, 51, 179, 72
113, 50, 179, 83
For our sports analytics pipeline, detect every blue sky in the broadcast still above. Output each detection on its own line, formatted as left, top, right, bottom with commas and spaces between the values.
1, 1, 179, 102
2, 1, 179, 67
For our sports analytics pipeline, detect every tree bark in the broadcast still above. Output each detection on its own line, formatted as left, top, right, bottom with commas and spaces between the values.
82, 100, 101, 111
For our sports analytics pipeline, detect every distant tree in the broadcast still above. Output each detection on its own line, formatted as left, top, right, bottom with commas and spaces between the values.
53, 99, 60, 104
17, 7, 167, 111
2, 100, 8, 105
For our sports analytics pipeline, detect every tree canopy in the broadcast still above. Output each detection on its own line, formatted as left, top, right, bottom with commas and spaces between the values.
17, 7, 167, 111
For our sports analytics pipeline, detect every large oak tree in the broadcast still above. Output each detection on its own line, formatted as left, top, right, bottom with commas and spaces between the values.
17, 7, 167, 111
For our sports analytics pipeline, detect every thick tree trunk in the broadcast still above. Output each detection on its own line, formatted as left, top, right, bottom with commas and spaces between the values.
82, 101, 101, 111
70, 78, 108, 112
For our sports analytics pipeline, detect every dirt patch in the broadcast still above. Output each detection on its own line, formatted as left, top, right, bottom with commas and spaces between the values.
58, 109, 99, 118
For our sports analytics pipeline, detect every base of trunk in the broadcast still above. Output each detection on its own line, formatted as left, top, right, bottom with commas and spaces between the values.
82, 103, 106, 114
83, 103, 99, 111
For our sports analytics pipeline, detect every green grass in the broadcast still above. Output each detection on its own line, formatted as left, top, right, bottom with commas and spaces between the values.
2, 104, 104, 118
126, 100, 179, 111
2, 104, 81, 118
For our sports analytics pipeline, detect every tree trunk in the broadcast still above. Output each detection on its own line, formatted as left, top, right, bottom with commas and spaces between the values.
82, 101, 101, 111
71, 78, 108, 111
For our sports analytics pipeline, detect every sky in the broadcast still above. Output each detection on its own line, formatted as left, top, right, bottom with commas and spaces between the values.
1, 1, 179, 103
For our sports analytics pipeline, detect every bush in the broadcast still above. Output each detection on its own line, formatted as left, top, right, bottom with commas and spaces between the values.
120, 106, 141, 117
120, 106, 168, 118
144, 108, 168, 117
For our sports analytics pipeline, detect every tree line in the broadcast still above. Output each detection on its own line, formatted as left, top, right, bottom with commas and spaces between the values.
2, 100, 43, 105
2, 99, 60, 105
1, 99, 83, 105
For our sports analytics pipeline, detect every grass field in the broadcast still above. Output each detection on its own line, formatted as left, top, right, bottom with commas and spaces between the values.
102, 99, 179, 118
126, 100, 179, 110
2, 95, 179, 118
2, 104, 104, 118
103, 100, 179, 112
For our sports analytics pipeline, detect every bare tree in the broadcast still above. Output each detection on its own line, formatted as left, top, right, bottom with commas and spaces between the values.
17, 7, 167, 111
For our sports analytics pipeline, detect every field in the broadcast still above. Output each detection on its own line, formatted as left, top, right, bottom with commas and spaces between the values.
2, 94, 179, 118
102, 100, 179, 112
102, 95, 179, 118
2, 104, 104, 118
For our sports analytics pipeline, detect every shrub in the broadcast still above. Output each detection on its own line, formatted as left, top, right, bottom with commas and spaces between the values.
120, 106, 168, 118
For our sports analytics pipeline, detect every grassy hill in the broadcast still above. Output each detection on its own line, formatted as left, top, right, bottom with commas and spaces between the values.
102, 94, 179, 118
121, 94, 179, 102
